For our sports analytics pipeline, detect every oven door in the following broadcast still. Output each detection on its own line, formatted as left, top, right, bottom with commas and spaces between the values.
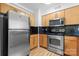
48, 35, 64, 50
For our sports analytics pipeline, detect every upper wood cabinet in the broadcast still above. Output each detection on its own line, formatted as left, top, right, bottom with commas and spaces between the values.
42, 10, 65, 26
45, 14, 50, 26
0, 3, 17, 13
64, 36, 79, 56
48, 13, 55, 20
47, 13, 55, 25
42, 16, 46, 26
42, 15, 50, 26
29, 14, 35, 26
56, 10, 65, 18
49, 10, 65, 20
42, 13, 55, 26
65, 6, 79, 25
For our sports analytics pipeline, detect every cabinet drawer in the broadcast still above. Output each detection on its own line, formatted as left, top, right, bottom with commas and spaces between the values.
64, 36, 77, 55
65, 48, 77, 56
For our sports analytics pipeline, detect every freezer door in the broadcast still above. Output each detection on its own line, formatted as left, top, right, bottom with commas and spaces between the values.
8, 11, 29, 29
0, 14, 3, 56
8, 30, 30, 56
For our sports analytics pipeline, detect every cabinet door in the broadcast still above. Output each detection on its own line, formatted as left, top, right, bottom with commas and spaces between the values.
42, 13, 56, 26
45, 15, 50, 26
64, 36, 77, 56
34, 35, 38, 48
42, 16, 46, 26
57, 10, 65, 18
42, 34, 48, 48
49, 13, 55, 20
46, 13, 56, 26
30, 36, 34, 49
39, 34, 43, 47
0, 3, 16, 13
65, 6, 79, 25
0, 3, 10, 13
30, 14, 35, 26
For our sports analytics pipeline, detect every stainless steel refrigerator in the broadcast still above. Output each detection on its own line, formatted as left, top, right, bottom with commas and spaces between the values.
0, 11, 30, 56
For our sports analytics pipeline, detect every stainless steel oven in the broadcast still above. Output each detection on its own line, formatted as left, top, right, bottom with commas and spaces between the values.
48, 35, 64, 55
48, 35, 63, 49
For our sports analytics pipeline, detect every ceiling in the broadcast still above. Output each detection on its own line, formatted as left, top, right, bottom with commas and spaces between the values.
18, 3, 65, 12
18, 3, 79, 15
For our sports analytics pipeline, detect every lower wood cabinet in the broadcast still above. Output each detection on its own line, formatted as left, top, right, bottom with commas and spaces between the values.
64, 36, 79, 56
30, 34, 38, 50
39, 34, 48, 48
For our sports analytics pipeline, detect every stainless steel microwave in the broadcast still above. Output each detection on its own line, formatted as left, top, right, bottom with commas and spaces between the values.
49, 18, 64, 26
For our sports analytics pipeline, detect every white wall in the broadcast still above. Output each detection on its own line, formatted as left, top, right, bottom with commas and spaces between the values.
34, 9, 42, 26
38, 9, 42, 26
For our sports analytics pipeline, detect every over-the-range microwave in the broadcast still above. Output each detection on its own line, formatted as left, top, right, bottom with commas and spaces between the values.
49, 18, 64, 26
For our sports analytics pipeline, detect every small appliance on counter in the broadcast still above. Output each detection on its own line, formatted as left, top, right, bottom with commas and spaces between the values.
0, 11, 30, 56
48, 18, 65, 55
65, 25, 79, 36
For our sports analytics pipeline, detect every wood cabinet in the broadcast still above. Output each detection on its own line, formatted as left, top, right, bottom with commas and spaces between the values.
42, 16, 46, 26
29, 14, 35, 26
30, 36, 34, 49
64, 36, 79, 56
42, 15, 48, 26
0, 3, 18, 13
56, 10, 65, 18
65, 6, 79, 25
42, 6, 79, 26
48, 13, 55, 20
39, 34, 48, 48
42, 10, 65, 26
42, 13, 54, 26
51, 10, 65, 19
45, 15, 50, 26
30, 34, 38, 50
